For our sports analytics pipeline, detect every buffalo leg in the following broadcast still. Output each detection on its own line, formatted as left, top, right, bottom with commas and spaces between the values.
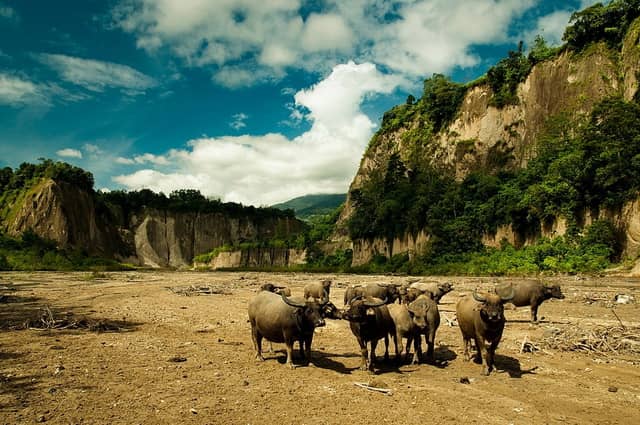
404, 334, 413, 364
484, 339, 500, 376
393, 331, 403, 364
284, 339, 296, 369
303, 334, 313, 365
426, 327, 436, 364
357, 336, 369, 371
462, 335, 471, 362
370, 339, 378, 371
251, 326, 265, 362
412, 334, 422, 365
473, 335, 484, 366
531, 303, 539, 323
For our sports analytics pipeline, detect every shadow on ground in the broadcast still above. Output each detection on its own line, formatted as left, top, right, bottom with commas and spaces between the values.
495, 354, 538, 378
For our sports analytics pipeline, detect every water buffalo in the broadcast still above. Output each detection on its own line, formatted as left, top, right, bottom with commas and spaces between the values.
304, 279, 332, 301
456, 288, 514, 375
342, 296, 394, 371
248, 291, 327, 368
344, 283, 400, 305
387, 294, 440, 364
409, 281, 454, 303
499, 280, 564, 323
259, 283, 291, 296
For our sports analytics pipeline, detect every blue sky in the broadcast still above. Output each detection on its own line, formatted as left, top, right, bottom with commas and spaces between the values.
0, 0, 596, 205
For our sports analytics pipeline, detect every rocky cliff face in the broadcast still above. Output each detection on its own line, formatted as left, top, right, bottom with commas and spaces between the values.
338, 20, 640, 267
131, 210, 304, 268
5, 179, 305, 268
6, 179, 127, 258
199, 248, 306, 270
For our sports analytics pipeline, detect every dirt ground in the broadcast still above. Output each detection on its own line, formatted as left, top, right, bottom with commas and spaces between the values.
0, 271, 639, 425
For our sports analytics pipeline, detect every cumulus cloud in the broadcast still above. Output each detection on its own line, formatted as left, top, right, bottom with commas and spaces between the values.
36, 53, 157, 94
111, 0, 543, 87
57, 148, 83, 158
113, 61, 401, 205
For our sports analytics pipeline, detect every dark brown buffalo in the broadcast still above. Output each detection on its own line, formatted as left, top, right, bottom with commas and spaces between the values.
499, 280, 564, 323
344, 283, 399, 305
456, 288, 514, 375
248, 291, 327, 369
342, 296, 394, 371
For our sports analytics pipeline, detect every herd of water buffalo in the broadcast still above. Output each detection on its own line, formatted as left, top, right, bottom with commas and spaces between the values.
248, 279, 565, 376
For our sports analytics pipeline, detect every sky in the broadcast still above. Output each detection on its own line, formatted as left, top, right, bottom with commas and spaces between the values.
0, 0, 598, 206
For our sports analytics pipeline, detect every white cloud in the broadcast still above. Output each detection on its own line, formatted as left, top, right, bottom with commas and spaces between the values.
112, 0, 543, 87
0, 73, 46, 106
133, 153, 169, 165
0, 72, 91, 108
229, 113, 248, 130
301, 13, 354, 52
36, 53, 157, 94
116, 156, 135, 165
57, 148, 83, 159
113, 61, 401, 205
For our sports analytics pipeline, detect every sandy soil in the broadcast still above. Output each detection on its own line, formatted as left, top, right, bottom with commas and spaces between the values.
0, 271, 639, 425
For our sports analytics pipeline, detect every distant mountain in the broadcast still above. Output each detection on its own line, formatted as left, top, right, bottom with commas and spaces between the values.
272, 194, 346, 219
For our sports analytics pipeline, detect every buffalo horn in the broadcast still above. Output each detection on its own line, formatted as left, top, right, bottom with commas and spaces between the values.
472, 290, 487, 302
281, 293, 306, 308
363, 297, 387, 307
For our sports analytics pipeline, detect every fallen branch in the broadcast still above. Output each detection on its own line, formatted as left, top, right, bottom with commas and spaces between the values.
611, 309, 626, 330
168, 285, 232, 296
353, 382, 393, 395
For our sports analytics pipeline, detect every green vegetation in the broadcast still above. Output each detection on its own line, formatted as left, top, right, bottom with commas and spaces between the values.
271, 193, 346, 220
0, 230, 131, 271
563, 0, 640, 51
348, 97, 640, 274
98, 188, 295, 223
421, 74, 467, 132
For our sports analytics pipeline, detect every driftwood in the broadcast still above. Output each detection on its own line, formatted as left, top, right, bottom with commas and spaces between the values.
23, 306, 123, 332
353, 382, 393, 395
541, 324, 640, 355
168, 285, 232, 296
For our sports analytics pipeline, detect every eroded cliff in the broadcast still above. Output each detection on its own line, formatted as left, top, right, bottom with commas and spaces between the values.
338, 20, 640, 269
4, 179, 305, 268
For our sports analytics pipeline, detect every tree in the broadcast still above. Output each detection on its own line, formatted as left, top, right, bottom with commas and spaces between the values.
422, 74, 466, 132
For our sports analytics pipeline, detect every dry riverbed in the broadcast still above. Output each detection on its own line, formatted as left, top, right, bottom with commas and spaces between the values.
1, 271, 639, 424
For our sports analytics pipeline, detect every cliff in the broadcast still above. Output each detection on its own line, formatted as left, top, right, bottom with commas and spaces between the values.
3, 179, 306, 268
338, 18, 640, 269
5, 179, 127, 258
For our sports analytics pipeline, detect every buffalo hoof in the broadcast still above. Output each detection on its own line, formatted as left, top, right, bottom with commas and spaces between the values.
256, 355, 265, 362
481, 367, 491, 376
288, 362, 297, 370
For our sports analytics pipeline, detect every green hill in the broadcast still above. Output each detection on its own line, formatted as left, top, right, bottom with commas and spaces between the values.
272, 194, 346, 219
